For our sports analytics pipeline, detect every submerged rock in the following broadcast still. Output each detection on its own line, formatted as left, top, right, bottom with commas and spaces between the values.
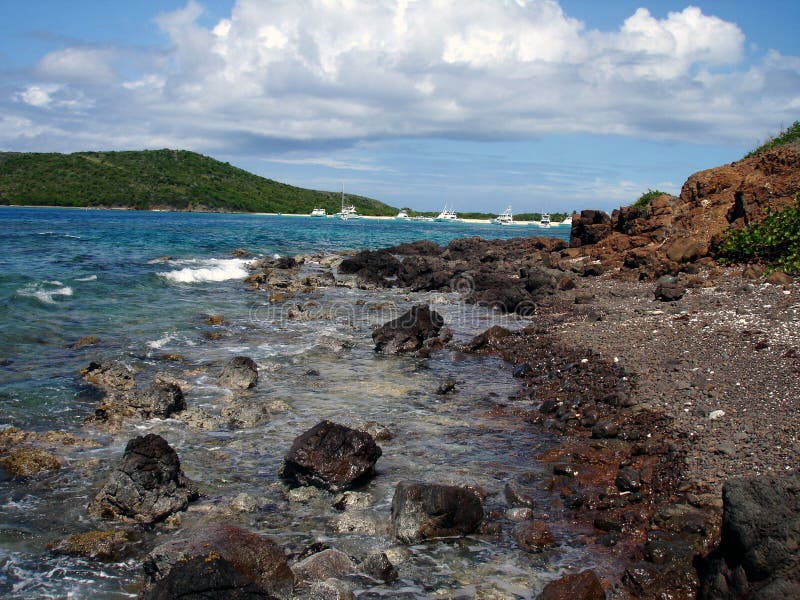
47, 529, 130, 561
219, 356, 259, 390
513, 521, 556, 553
292, 548, 355, 583
0, 447, 60, 477
143, 524, 294, 599
93, 382, 186, 426
280, 420, 382, 492
88, 434, 198, 524
391, 480, 483, 544
372, 304, 445, 355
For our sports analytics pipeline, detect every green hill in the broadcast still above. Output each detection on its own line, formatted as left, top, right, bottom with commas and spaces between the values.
0, 149, 398, 215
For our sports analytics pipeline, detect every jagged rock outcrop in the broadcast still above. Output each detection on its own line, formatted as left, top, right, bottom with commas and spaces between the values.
88, 434, 198, 524
372, 304, 448, 355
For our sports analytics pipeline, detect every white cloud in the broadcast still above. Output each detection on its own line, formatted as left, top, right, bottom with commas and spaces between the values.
3, 0, 798, 153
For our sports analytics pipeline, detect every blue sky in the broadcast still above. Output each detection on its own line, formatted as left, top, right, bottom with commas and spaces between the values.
1, 1, 799, 213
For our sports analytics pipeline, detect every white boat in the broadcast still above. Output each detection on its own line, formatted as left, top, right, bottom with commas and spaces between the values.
310, 207, 327, 217
538, 213, 551, 228
335, 184, 361, 220
396, 210, 410, 220
435, 204, 459, 222
493, 205, 513, 225
558, 215, 573, 226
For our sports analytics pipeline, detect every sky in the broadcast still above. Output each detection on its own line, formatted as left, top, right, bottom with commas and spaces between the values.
1, 1, 799, 213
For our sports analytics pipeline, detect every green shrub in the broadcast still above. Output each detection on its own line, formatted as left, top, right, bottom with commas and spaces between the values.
716, 194, 800, 274
627, 189, 669, 218
745, 120, 800, 158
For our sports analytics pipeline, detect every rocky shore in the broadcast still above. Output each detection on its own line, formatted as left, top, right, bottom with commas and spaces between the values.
1, 145, 798, 599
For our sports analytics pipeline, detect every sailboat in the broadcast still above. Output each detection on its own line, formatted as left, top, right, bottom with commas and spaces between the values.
335, 184, 361, 220
493, 205, 513, 225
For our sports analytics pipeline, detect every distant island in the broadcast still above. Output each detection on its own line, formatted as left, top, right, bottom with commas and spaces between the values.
0, 149, 398, 216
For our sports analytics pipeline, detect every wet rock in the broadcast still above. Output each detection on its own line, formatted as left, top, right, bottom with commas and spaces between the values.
88, 434, 198, 524
0, 447, 60, 477
504, 472, 540, 508
230, 493, 259, 513
280, 420, 382, 492
467, 325, 511, 352
537, 569, 605, 599
309, 578, 354, 600
205, 314, 226, 325
372, 304, 445, 355
126, 382, 186, 418
698, 473, 800, 599
391, 480, 483, 544
142, 555, 278, 600
219, 356, 259, 390
47, 529, 129, 561
81, 361, 135, 390
143, 524, 294, 599
507, 507, 535, 521
293, 548, 355, 583
359, 551, 398, 583
654, 276, 685, 302
332, 491, 373, 511
591, 421, 619, 439
332, 511, 381, 535
435, 377, 457, 395
513, 521, 555, 552
358, 421, 394, 442
339, 250, 401, 285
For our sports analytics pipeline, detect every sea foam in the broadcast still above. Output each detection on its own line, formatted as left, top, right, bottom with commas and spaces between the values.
17, 282, 73, 304
158, 258, 250, 283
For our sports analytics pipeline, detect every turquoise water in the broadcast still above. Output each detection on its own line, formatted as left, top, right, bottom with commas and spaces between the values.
0, 207, 580, 598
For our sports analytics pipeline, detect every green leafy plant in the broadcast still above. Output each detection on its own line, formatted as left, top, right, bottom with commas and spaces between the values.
745, 120, 800, 158
627, 189, 669, 218
716, 194, 800, 274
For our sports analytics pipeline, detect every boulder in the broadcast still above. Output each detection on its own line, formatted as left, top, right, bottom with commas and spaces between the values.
570, 210, 613, 247
359, 551, 398, 583
219, 356, 259, 390
666, 237, 707, 263
391, 480, 483, 544
143, 524, 294, 599
537, 569, 606, 599
698, 473, 800, 599
142, 555, 278, 600
280, 420, 382, 492
467, 325, 512, 352
80, 361, 135, 390
372, 305, 445, 354
309, 579, 354, 600
338, 250, 401, 285
88, 434, 198, 524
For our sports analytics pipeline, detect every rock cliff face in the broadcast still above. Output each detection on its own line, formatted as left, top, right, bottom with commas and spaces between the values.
570, 145, 800, 277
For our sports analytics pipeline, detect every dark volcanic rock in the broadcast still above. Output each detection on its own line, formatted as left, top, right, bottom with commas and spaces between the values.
513, 520, 555, 552
143, 524, 294, 599
88, 434, 198, 524
219, 356, 259, 389
391, 480, 483, 544
537, 569, 606, 600
142, 555, 278, 600
372, 304, 445, 355
359, 551, 398, 583
280, 420, 381, 492
698, 473, 800, 599
126, 382, 186, 418
339, 249, 401, 284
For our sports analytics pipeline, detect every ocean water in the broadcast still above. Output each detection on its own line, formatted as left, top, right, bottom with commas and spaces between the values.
0, 207, 582, 599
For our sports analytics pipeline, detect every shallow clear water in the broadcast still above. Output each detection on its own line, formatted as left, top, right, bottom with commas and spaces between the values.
0, 207, 586, 598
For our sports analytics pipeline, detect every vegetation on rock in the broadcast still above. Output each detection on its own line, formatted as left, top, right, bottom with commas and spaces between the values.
0, 149, 397, 215
745, 120, 800, 158
716, 194, 800, 274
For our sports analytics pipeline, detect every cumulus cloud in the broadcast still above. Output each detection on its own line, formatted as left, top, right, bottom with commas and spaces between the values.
2, 0, 798, 153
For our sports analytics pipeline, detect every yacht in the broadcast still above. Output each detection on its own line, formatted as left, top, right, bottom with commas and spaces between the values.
435, 204, 459, 222
493, 205, 513, 225
396, 210, 410, 220
558, 215, 573, 226
335, 184, 361, 220
539, 213, 551, 228
310, 208, 327, 217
